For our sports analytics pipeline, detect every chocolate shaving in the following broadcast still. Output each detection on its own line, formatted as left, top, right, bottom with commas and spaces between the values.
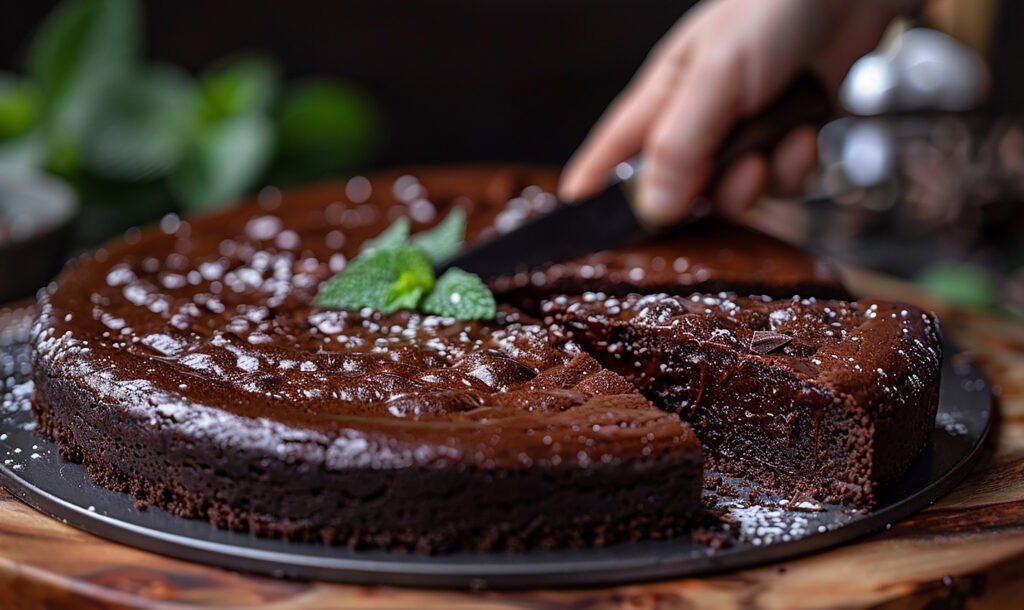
750, 330, 793, 354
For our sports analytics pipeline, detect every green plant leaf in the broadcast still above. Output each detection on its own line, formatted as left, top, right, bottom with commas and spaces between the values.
170, 112, 274, 211
914, 261, 998, 309
271, 79, 381, 184
79, 65, 198, 181
421, 268, 496, 320
360, 217, 410, 253
410, 208, 466, 265
0, 74, 40, 139
45, 131, 80, 177
26, 0, 140, 143
317, 245, 435, 314
199, 54, 281, 122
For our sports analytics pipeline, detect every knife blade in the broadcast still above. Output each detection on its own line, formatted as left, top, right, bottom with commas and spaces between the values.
439, 72, 832, 280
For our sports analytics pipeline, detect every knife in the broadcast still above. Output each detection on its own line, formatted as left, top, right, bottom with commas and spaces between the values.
439, 72, 833, 280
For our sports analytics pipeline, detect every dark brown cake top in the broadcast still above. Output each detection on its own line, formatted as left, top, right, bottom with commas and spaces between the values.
542, 292, 942, 408
34, 168, 710, 473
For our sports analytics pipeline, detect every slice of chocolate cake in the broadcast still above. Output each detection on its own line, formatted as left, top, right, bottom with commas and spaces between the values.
543, 292, 942, 506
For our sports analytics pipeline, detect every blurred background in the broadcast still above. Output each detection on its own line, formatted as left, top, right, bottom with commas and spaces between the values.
0, 0, 1022, 317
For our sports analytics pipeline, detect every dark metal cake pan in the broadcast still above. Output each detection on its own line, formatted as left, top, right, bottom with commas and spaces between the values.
0, 312, 993, 589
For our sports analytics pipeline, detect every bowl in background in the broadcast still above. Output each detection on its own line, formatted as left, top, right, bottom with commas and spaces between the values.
0, 171, 78, 304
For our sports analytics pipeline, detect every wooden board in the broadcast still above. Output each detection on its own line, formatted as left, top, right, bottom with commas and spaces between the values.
2, 267, 1024, 610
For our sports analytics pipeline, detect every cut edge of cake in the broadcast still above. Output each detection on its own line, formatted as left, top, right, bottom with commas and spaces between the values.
542, 291, 943, 507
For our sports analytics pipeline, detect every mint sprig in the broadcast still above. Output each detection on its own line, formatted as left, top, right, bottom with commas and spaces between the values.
317, 208, 496, 320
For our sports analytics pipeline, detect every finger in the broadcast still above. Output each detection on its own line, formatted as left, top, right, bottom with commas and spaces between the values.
769, 126, 818, 196
559, 28, 695, 202
714, 153, 768, 218
637, 62, 740, 226
559, 59, 685, 202
559, 93, 659, 201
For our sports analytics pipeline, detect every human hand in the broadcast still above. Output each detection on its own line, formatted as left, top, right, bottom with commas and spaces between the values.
559, 0, 911, 226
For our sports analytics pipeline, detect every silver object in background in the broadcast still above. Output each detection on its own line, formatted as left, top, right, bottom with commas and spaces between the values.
841, 28, 990, 116
830, 28, 990, 189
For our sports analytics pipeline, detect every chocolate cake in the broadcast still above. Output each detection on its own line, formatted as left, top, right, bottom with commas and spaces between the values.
542, 292, 942, 505
29, 166, 941, 551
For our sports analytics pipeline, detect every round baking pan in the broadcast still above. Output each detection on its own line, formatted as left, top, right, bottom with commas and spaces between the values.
0, 307, 993, 589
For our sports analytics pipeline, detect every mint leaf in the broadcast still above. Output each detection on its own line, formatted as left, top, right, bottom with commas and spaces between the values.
171, 112, 274, 211
421, 268, 496, 320
81, 65, 198, 181
271, 79, 381, 183
0, 74, 39, 139
411, 207, 466, 265
199, 54, 280, 122
317, 245, 434, 314
360, 217, 409, 253
27, 0, 140, 144
317, 209, 496, 320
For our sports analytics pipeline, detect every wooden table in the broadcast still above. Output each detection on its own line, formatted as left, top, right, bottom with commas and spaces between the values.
3, 267, 1023, 610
